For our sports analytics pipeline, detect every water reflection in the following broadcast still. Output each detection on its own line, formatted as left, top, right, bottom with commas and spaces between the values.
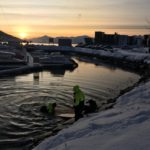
77, 57, 117, 72
33, 69, 66, 85
33, 72, 40, 85
50, 68, 65, 76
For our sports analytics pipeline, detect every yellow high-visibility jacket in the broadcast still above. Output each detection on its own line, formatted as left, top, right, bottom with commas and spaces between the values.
47, 103, 54, 114
73, 86, 85, 106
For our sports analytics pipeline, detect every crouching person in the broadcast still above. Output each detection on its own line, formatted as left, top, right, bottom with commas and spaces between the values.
40, 102, 56, 115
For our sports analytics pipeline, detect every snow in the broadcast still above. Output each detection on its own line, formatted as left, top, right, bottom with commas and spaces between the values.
74, 47, 150, 64
33, 80, 150, 150
46, 46, 150, 65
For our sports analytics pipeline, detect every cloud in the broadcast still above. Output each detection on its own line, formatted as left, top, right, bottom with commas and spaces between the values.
8, 24, 149, 30
0, 0, 149, 36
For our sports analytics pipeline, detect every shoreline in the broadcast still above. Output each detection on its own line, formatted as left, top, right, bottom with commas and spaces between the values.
101, 74, 149, 111
32, 53, 149, 149
32, 53, 150, 150
0, 59, 78, 77
32, 45, 150, 75
72, 55, 149, 111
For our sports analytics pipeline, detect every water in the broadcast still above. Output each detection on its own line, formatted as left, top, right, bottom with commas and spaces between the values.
0, 59, 140, 150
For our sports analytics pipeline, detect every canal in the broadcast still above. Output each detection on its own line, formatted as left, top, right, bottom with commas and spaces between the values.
0, 59, 140, 150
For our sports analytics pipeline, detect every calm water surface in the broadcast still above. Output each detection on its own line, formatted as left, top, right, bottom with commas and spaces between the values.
0, 59, 140, 150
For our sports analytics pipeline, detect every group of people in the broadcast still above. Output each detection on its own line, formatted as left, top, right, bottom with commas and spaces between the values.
40, 85, 98, 121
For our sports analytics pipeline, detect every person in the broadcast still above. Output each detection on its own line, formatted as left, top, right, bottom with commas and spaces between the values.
84, 99, 98, 114
47, 102, 57, 115
40, 102, 56, 115
73, 85, 85, 121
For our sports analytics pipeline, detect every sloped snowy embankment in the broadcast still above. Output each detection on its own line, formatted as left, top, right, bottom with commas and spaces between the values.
47, 46, 150, 65
34, 80, 150, 150
74, 47, 150, 65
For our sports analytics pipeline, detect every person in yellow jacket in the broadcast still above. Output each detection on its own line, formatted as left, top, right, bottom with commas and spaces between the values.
73, 85, 85, 121
47, 102, 56, 115
40, 102, 56, 115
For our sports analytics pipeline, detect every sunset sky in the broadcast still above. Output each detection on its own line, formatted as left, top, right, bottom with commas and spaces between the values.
0, 0, 150, 39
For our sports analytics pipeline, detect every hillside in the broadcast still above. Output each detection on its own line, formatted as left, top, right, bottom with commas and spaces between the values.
0, 31, 22, 42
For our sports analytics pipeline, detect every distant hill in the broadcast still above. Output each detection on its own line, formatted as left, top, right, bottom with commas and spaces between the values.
0, 31, 22, 42
30, 35, 91, 44
29, 35, 52, 43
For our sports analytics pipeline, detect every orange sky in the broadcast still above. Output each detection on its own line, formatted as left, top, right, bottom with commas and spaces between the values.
0, 0, 149, 39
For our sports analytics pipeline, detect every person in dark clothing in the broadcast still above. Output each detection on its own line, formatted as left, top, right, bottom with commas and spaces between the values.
73, 85, 85, 121
84, 99, 98, 114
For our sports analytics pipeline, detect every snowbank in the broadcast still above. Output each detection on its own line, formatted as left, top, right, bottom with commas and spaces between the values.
46, 46, 150, 68
74, 47, 150, 65
34, 80, 150, 150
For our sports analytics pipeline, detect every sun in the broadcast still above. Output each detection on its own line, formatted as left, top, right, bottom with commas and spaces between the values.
19, 32, 27, 39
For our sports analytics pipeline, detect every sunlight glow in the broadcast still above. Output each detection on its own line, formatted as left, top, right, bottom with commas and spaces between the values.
19, 32, 27, 39
0, 0, 149, 37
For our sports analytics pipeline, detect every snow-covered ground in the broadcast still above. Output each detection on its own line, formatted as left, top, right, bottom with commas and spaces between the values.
34, 79, 150, 150
46, 46, 150, 65
74, 47, 150, 65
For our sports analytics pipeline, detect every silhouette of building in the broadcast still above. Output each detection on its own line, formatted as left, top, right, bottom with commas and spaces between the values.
146, 36, 150, 47
58, 39, 72, 46
135, 36, 143, 47
104, 34, 117, 45
94, 31, 145, 47
8, 41, 21, 48
84, 37, 93, 45
95, 32, 119, 45
49, 38, 54, 44
128, 36, 136, 46
118, 35, 129, 46
144, 35, 150, 47
95, 32, 105, 44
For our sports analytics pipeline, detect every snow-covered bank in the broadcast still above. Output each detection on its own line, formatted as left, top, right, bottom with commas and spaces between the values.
74, 47, 150, 70
45, 46, 150, 64
42, 46, 150, 72
34, 80, 150, 150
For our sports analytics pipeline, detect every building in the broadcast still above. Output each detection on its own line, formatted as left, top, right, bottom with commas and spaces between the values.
49, 38, 54, 44
147, 36, 150, 47
117, 35, 129, 46
144, 35, 150, 47
94, 32, 105, 44
94, 31, 146, 47
103, 34, 117, 45
95, 32, 118, 45
84, 37, 93, 45
8, 41, 21, 48
136, 36, 143, 47
128, 36, 136, 46
58, 39, 72, 47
